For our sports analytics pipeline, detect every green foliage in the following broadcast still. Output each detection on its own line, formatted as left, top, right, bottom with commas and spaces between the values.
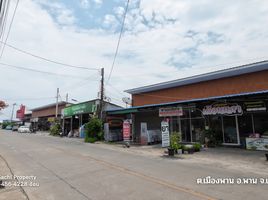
2, 122, 15, 129
49, 123, 61, 136
193, 143, 201, 151
85, 137, 97, 143
170, 132, 181, 150
84, 118, 103, 142
204, 129, 217, 147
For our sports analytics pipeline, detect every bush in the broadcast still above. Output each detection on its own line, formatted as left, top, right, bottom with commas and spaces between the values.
2, 122, 15, 129
85, 137, 97, 143
170, 132, 181, 150
193, 143, 201, 152
84, 118, 103, 142
49, 123, 61, 136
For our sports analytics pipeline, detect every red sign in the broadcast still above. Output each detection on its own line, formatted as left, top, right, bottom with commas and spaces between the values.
16, 105, 25, 120
123, 121, 131, 141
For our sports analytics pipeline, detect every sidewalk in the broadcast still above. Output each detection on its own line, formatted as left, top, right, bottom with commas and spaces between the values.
94, 142, 268, 176
0, 155, 27, 200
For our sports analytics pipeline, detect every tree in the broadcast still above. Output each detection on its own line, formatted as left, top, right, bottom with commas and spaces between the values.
0, 100, 8, 110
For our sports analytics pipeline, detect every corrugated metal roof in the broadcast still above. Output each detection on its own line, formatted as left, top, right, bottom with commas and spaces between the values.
107, 90, 268, 113
125, 60, 268, 94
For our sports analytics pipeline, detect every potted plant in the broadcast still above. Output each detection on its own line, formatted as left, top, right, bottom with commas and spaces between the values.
193, 143, 201, 152
168, 133, 180, 156
183, 145, 195, 154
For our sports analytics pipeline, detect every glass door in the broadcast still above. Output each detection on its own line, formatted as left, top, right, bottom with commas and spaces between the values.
223, 116, 240, 144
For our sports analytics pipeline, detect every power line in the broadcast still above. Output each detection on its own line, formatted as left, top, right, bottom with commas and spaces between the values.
0, 41, 100, 71
0, 62, 91, 79
0, 0, 19, 58
106, 0, 130, 83
0, 0, 11, 39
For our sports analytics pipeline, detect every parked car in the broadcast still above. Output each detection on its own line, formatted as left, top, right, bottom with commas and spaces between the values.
12, 125, 19, 131
5, 125, 12, 130
18, 126, 30, 133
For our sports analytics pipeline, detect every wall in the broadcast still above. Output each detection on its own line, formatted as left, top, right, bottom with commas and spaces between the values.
132, 70, 268, 106
32, 104, 66, 118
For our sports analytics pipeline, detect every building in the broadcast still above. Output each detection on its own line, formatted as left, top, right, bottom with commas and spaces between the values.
62, 99, 122, 136
107, 61, 268, 148
31, 101, 70, 131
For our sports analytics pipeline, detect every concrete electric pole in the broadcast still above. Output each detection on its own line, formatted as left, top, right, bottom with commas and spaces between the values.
10, 103, 16, 122
98, 68, 104, 120
56, 88, 59, 119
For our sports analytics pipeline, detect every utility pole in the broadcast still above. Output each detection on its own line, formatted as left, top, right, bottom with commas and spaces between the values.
66, 93, 68, 102
99, 68, 104, 120
56, 88, 59, 119
10, 103, 16, 122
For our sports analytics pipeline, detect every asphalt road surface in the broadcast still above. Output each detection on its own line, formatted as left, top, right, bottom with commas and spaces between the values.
0, 130, 267, 200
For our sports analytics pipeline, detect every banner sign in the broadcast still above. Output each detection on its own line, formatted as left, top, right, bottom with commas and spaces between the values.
159, 107, 183, 117
202, 104, 243, 115
123, 121, 131, 141
244, 101, 267, 112
246, 138, 268, 151
161, 121, 170, 147
16, 105, 25, 120
63, 102, 97, 117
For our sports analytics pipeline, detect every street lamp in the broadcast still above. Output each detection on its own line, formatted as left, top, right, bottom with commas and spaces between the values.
10, 103, 17, 122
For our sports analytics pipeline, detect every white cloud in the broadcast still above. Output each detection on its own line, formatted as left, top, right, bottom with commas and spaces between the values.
80, 0, 90, 9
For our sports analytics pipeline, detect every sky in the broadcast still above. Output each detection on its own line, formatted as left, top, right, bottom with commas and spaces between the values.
1, 0, 268, 121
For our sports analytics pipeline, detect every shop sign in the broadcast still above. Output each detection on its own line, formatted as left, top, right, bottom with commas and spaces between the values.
202, 104, 243, 115
161, 121, 170, 147
246, 138, 268, 151
63, 102, 97, 117
16, 105, 25, 120
30, 118, 38, 122
244, 101, 267, 112
123, 121, 131, 141
47, 117, 55, 122
159, 107, 183, 117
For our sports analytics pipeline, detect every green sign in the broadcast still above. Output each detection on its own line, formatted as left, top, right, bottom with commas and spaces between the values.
63, 102, 97, 117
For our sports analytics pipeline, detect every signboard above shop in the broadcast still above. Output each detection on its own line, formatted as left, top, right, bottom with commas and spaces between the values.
244, 101, 267, 112
159, 107, 183, 117
202, 103, 243, 115
63, 102, 97, 117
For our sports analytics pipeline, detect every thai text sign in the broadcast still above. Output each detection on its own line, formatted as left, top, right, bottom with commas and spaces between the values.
16, 105, 25, 120
202, 104, 242, 115
123, 121, 131, 141
161, 121, 170, 147
244, 101, 267, 112
63, 102, 97, 117
159, 107, 183, 117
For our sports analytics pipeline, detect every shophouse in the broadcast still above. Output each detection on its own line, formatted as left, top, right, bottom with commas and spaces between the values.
107, 61, 268, 149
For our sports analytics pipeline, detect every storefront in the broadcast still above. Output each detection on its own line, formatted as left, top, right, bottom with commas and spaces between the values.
63, 99, 122, 136
107, 61, 268, 149
31, 101, 69, 131
62, 101, 97, 136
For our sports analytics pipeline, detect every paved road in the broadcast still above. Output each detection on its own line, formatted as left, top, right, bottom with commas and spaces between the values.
0, 130, 267, 200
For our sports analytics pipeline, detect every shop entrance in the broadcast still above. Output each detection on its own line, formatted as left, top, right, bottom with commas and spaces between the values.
222, 116, 240, 145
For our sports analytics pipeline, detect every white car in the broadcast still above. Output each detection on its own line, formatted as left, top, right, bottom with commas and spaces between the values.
18, 126, 30, 133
